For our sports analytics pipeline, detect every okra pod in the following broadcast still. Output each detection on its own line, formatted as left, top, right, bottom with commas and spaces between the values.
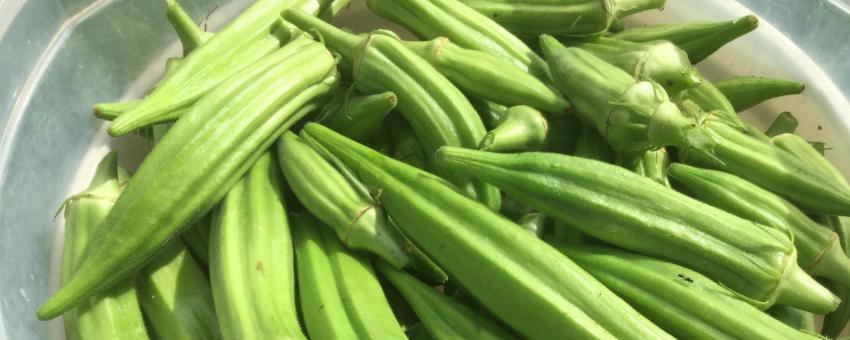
771, 132, 849, 189
180, 215, 211, 267
376, 261, 517, 340
137, 239, 221, 340
405, 38, 571, 114
767, 306, 816, 333
822, 217, 850, 338
277, 131, 410, 268
516, 212, 546, 238
166, 0, 213, 55
60, 152, 148, 340
470, 98, 507, 130
316, 91, 397, 142
668, 163, 850, 287
611, 15, 760, 64
573, 125, 613, 162
303, 123, 674, 340
37, 42, 337, 320
555, 244, 822, 340
479, 105, 548, 152
617, 148, 670, 186
714, 76, 805, 112
284, 10, 501, 210
677, 75, 746, 128
436, 147, 839, 313
765, 112, 799, 137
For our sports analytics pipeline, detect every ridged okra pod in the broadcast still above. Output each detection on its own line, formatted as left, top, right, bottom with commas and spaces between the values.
137, 240, 221, 340
210, 152, 305, 339
60, 152, 148, 340
284, 10, 500, 210
611, 15, 760, 64
316, 91, 397, 142
292, 212, 407, 340
303, 123, 674, 340
165, 0, 213, 55
554, 244, 821, 340
767, 306, 816, 333
277, 131, 410, 267
479, 105, 548, 152
376, 261, 517, 340
714, 76, 806, 112
668, 163, 850, 287
618, 148, 670, 186
37, 41, 337, 320
771, 133, 849, 189
364, 0, 550, 80
405, 38, 571, 114
457, 0, 664, 38
435, 147, 839, 313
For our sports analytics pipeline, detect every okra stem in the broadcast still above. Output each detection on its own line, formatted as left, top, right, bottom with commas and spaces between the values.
165, 0, 213, 55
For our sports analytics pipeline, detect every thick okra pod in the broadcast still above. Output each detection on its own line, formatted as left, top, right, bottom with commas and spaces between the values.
668, 163, 850, 286
767, 306, 816, 333
611, 15, 759, 64
165, 0, 213, 55
277, 132, 409, 268
435, 147, 839, 313
573, 126, 613, 162
303, 123, 674, 340
284, 10, 500, 210
618, 148, 670, 186
364, 0, 550, 80
61, 152, 148, 340
37, 42, 336, 320
137, 240, 221, 340
555, 244, 821, 340
376, 262, 517, 340
479, 105, 548, 152
714, 76, 805, 112
210, 152, 304, 340
405, 38, 571, 114
317, 91, 397, 142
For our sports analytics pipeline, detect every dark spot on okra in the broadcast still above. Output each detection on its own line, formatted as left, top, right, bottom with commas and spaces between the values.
818, 125, 823, 131
256, 261, 264, 275
677, 273, 694, 283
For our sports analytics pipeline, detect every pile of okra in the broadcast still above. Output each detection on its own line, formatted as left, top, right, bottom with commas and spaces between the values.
43, 0, 850, 339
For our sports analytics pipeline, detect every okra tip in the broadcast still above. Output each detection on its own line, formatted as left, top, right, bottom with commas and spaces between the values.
282, 9, 360, 61
775, 262, 841, 314
538, 35, 565, 60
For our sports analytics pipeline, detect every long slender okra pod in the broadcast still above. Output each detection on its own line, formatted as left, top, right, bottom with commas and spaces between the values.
435, 147, 839, 313
573, 126, 613, 162
610, 15, 759, 64
765, 112, 799, 137
60, 152, 148, 340
277, 131, 410, 267
303, 123, 674, 340
714, 76, 806, 112
137, 240, 221, 340
554, 244, 822, 339
376, 261, 517, 340
479, 105, 548, 152
284, 10, 500, 210
165, 0, 213, 55
771, 132, 849, 189
767, 306, 816, 333
37, 42, 337, 320
316, 91, 397, 142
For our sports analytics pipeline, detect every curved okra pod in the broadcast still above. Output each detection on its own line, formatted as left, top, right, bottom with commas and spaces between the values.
210, 152, 305, 339
303, 123, 675, 340
767, 306, 816, 333
573, 126, 613, 162
36, 42, 337, 320
364, 0, 550, 80
435, 147, 839, 313
165, 0, 213, 55
554, 244, 822, 340
617, 148, 670, 186
277, 131, 410, 268
284, 10, 501, 210
137, 240, 221, 340
316, 90, 397, 142
765, 112, 799, 137
479, 105, 548, 152
611, 15, 760, 64
668, 163, 850, 287
714, 76, 806, 112
405, 38, 571, 114
376, 261, 517, 340
60, 152, 148, 340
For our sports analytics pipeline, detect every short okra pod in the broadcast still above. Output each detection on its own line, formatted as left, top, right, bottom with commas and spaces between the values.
767, 306, 816, 333
554, 244, 822, 340
435, 147, 839, 313
165, 0, 213, 55
316, 90, 397, 142
573, 126, 613, 162
303, 123, 675, 340
714, 76, 806, 112
617, 148, 670, 186
611, 15, 760, 64
479, 105, 548, 152
376, 261, 518, 340
765, 112, 799, 137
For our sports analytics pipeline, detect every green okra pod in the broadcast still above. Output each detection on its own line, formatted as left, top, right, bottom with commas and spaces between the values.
165, 0, 213, 55
767, 306, 817, 333
137, 240, 221, 340
677, 76, 747, 128
771, 133, 849, 189
765, 112, 799, 137
303, 122, 674, 340
180, 215, 211, 267
617, 148, 671, 186
822, 217, 850, 338
469, 98, 507, 130
37, 42, 337, 320
210, 152, 305, 340
611, 15, 760, 64
405, 38, 571, 114
376, 261, 517, 340
479, 105, 548, 152
60, 152, 148, 340
284, 10, 501, 210
277, 131, 410, 268
316, 90, 397, 142
554, 244, 822, 340
714, 76, 806, 112
435, 147, 839, 313
573, 125, 613, 162
668, 163, 850, 287
364, 0, 551, 80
